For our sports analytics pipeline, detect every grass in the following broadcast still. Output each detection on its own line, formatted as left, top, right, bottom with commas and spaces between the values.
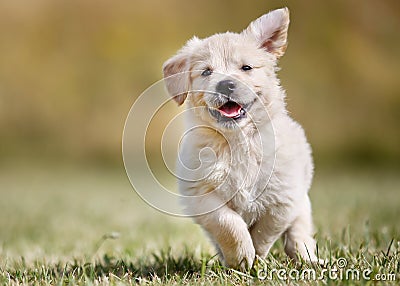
0, 162, 399, 285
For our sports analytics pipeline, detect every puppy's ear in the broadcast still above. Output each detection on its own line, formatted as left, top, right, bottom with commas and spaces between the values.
243, 8, 290, 58
163, 37, 200, 105
163, 54, 189, 105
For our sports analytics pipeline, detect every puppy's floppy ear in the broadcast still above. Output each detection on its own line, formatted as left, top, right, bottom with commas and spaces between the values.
243, 7, 290, 58
163, 54, 189, 105
162, 37, 200, 105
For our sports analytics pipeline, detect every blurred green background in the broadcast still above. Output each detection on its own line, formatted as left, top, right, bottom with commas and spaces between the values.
0, 0, 399, 269
1, 0, 399, 168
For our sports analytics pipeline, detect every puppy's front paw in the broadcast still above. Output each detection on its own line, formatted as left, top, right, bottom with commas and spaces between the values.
223, 242, 255, 270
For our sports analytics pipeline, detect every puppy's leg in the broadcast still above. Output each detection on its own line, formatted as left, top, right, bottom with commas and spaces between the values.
250, 212, 290, 259
283, 195, 319, 262
194, 198, 255, 269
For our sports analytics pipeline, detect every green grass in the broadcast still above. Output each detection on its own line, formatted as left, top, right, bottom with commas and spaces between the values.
0, 163, 399, 285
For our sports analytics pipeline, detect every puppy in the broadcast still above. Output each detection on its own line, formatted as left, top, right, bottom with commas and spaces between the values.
163, 8, 319, 269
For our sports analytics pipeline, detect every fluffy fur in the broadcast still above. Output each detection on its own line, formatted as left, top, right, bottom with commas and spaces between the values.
163, 8, 319, 269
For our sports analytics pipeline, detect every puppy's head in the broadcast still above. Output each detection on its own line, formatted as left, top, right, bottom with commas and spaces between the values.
163, 8, 290, 131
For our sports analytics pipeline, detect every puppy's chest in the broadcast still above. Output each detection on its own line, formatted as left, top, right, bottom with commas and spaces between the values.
205, 140, 270, 196
200, 136, 279, 220
210, 151, 260, 189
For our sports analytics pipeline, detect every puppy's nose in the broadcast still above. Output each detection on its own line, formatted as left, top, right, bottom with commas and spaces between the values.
216, 80, 236, 96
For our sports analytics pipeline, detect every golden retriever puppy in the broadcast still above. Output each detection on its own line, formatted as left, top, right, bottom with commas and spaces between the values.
163, 8, 319, 269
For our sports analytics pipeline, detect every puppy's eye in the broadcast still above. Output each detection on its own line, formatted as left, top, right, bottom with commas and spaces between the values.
201, 68, 212, 76
241, 65, 253, 71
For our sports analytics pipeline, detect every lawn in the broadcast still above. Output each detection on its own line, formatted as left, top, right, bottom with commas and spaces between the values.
0, 163, 399, 285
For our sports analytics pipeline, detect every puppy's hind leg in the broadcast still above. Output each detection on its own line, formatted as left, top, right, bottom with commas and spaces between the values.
283, 195, 319, 262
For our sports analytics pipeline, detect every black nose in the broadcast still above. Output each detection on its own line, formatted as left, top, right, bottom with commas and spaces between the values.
216, 80, 236, 96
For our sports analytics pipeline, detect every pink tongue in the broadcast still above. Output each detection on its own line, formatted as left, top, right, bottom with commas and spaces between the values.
218, 102, 241, 118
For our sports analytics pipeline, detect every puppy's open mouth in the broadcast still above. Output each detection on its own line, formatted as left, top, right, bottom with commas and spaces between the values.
208, 100, 250, 123
217, 101, 245, 119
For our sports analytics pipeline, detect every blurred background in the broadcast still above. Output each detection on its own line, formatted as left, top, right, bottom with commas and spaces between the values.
1, 0, 399, 168
0, 0, 399, 262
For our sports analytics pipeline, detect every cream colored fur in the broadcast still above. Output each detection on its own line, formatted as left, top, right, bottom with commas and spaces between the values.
163, 8, 319, 269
